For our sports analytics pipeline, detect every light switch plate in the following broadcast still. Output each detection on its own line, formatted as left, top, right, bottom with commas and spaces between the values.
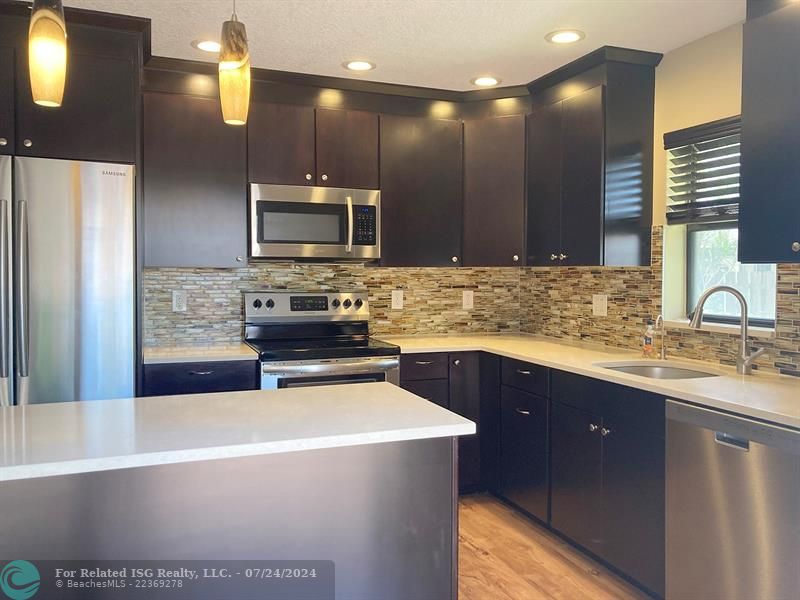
592, 294, 608, 317
391, 290, 404, 310
172, 290, 187, 313
462, 290, 474, 310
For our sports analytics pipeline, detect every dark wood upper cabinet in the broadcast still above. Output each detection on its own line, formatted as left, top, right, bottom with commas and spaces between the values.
315, 108, 379, 189
560, 85, 605, 266
739, 1, 800, 263
526, 102, 562, 265
143, 92, 247, 268
380, 114, 463, 267
526, 50, 658, 267
0, 46, 14, 156
15, 51, 136, 163
248, 103, 316, 185
463, 115, 525, 266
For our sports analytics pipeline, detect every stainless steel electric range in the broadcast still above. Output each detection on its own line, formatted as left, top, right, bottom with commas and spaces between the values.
243, 291, 400, 389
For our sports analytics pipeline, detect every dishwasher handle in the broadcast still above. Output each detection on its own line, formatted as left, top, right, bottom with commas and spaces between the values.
714, 431, 750, 452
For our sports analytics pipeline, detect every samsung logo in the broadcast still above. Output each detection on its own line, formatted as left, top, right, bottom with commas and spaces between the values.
102, 170, 127, 177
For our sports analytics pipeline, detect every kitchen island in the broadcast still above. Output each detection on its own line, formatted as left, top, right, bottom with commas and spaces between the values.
0, 382, 474, 600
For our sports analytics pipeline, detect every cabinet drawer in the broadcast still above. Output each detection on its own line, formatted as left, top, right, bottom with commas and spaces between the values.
401, 379, 449, 409
143, 361, 259, 397
501, 358, 549, 397
401, 353, 450, 381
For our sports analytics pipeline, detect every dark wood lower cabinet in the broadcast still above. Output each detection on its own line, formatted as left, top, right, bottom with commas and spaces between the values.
401, 378, 449, 409
498, 385, 549, 522
143, 361, 259, 396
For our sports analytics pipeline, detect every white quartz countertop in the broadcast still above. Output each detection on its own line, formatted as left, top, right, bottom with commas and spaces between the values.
143, 344, 258, 364
0, 382, 475, 482
378, 334, 800, 430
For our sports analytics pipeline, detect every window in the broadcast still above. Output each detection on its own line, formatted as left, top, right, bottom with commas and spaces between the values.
664, 116, 776, 328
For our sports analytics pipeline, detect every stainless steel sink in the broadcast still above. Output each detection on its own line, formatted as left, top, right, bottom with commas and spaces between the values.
594, 361, 721, 380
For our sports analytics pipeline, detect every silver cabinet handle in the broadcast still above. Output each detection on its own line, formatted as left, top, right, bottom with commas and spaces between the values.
23, 139, 32, 148
451, 256, 458, 263
550, 254, 558, 261
305, 173, 312, 181
516, 408, 531, 416
512, 255, 519, 262
601, 427, 611, 437
559, 253, 567, 261
321, 174, 328, 181
792, 241, 800, 253
345, 195, 353, 253
589, 423, 599, 432
0, 138, 7, 147
236, 256, 243, 262
453, 359, 461, 366
516, 369, 531, 376
13, 200, 29, 379
189, 370, 214, 376
414, 360, 434, 366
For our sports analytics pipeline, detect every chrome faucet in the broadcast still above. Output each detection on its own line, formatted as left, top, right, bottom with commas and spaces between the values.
654, 314, 666, 360
689, 285, 767, 375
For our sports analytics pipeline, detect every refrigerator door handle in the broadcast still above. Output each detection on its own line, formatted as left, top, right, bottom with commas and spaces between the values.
13, 199, 29, 385
0, 198, 8, 407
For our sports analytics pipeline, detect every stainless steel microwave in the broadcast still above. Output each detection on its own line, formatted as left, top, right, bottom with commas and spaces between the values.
249, 184, 380, 260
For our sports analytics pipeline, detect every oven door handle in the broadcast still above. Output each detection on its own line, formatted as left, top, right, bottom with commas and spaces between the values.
345, 195, 354, 254
262, 358, 399, 377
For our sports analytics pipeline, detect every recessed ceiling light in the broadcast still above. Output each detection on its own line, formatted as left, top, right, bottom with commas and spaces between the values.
545, 30, 585, 44
343, 60, 376, 71
471, 76, 500, 87
191, 40, 221, 53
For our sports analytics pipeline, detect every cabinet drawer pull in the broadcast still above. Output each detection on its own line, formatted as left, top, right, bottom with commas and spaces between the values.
601, 427, 612, 437
414, 360, 434, 366
516, 369, 532, 376
516, 408, 531, 416
0, 138, 7, 147
589, 423, 599, 432
453, 359, 461, 366
550, 254, 558, 261
189, 370, 214, 376
792, 241, 800, 253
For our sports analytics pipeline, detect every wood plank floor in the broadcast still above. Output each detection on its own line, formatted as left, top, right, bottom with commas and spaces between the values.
459, 494, 649, 600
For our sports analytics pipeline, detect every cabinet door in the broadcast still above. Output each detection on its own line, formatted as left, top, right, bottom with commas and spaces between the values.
449, 353, 481, 491
315, 108, 379, 189
248, 103, 315, 185
526, 103, 562, 266
143, 93, 247, 268
739, 2, 800, 263
463, 115, 525, 266
380, 115, 463, 266
602, 422, 665, 597
15, 52, 136, 163
550, 400, 603, 554
401, 379, 449, 409
0, 46, 14, 155
560, 85, 604, 266
499, 385, 549, 521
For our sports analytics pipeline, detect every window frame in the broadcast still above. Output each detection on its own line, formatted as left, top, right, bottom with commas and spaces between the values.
685, 222, 776, 329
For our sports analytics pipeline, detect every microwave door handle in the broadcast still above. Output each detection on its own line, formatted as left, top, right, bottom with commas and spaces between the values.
345, 195, 353, 253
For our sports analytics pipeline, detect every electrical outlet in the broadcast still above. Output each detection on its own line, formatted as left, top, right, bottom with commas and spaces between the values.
592, 294, 608, 317
172, 290, 188, 313
391, 290, 404, 310
462, 290, 474, 310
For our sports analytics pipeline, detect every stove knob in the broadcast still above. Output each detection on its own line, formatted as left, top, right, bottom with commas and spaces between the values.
343, 299, 352, 309
354, 298, 363, 309
331, 299, 341, 308
265, 299, 275, 310
252, 299, 262, 309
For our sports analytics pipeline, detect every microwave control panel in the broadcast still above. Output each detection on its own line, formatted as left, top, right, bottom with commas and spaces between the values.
354, 206, 377, 246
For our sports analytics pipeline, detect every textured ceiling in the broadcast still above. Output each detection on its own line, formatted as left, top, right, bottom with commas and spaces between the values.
61, 0, 745, 91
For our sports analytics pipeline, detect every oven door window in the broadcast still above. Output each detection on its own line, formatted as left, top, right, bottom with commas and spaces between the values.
279, 372, 386, 388
257, 201, 346, 245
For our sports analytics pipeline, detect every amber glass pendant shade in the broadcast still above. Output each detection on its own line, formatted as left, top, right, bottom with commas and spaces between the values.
29, 0, 67, 107
219, 15, 250, 126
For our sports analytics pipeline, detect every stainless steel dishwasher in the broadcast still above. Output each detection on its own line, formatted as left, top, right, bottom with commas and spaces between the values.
666, 400, 800, 600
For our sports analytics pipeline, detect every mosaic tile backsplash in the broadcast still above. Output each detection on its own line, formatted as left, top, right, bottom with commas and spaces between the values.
143, 227, 800, 376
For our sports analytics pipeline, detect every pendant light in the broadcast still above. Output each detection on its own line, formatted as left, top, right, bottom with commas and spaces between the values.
28, 0, 68, 107
219, 0, 250, 125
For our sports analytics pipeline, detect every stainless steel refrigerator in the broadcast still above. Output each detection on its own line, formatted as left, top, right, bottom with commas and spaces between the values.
0, 156, 135, 406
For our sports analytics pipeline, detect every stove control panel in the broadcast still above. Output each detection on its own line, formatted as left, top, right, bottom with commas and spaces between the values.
244, 291, 369, 322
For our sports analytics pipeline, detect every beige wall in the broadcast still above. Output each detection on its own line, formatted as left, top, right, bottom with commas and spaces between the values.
653, 24, 744, 225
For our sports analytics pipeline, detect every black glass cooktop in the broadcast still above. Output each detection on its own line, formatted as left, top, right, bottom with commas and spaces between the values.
245, 337, 400, 362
